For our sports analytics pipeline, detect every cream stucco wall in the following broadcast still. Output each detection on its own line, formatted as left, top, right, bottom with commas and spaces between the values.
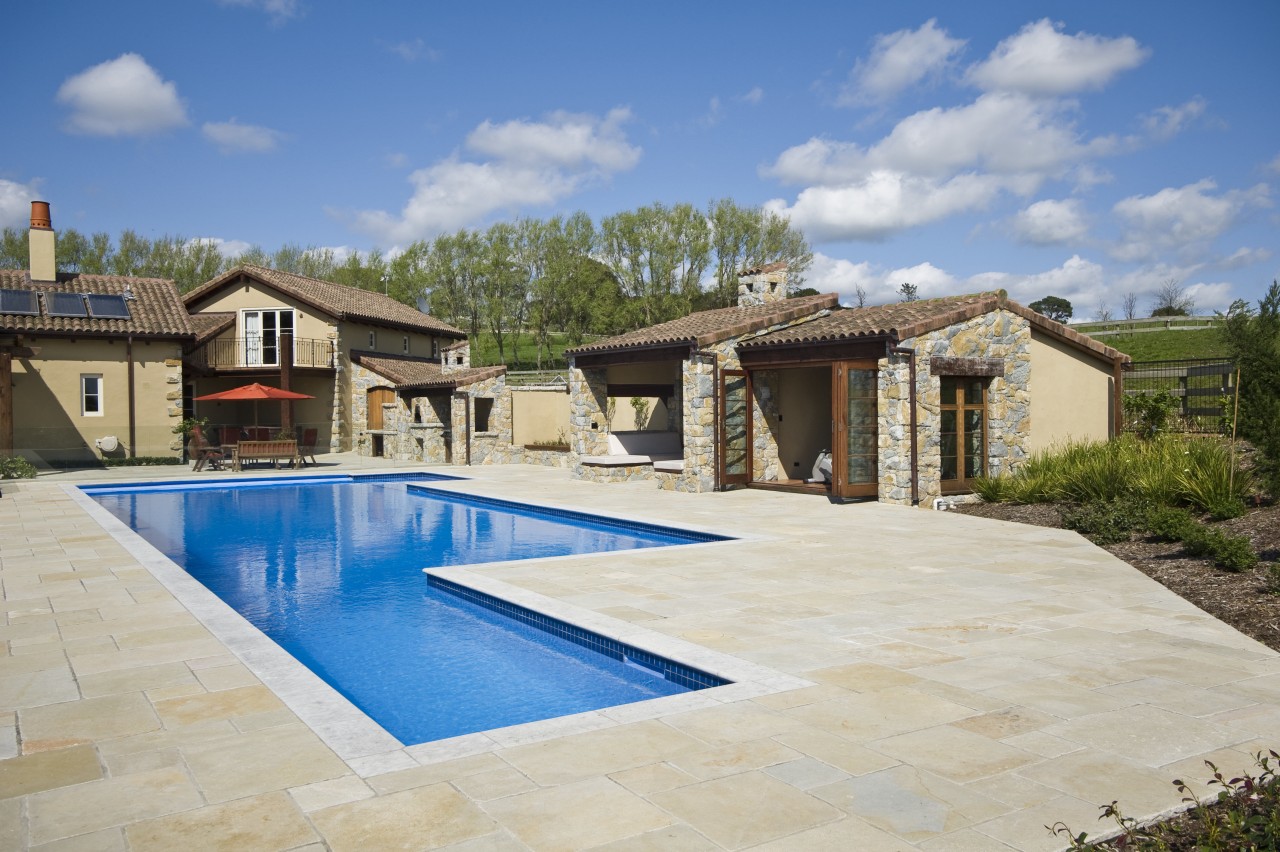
1027, 328, 1115, 453
511, 389, 569, 446
12, 337, 183, 462
190, 283, 337, 341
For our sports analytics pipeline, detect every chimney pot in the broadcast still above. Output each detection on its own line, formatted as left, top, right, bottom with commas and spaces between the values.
30, 201, 51, 230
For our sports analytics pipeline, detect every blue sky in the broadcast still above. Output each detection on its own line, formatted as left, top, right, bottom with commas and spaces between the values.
2, 0, 1277, 318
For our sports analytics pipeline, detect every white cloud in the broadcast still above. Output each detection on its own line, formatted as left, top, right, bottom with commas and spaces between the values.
768, 94, 1105, 187
806, 253, 878, 303
189, 237, 254, 258
0, 179, 39, 228
1220, 246, 1272, 269
971, 255, 1107, 309
840, 19, 965, 105
1142, 97, 1207, 141
353, 108, 641, 242
466, 107, 640, 171
1266, 153, 1280, 175
216, 0, 299, 24
1012, 198, 1089, 245
387, 38, 439, 62
202, 119, 283, 153
766, 171, 1015, 242
1111, 179, 1272, 262
384, 152, 409, 168
739, 87, 765, 105
700, 97, 724, 128
56, 53, 188, 137
966, 19, 1148, 95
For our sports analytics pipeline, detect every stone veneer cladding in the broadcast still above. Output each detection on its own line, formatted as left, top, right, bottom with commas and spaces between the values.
878, 308, 1031, 505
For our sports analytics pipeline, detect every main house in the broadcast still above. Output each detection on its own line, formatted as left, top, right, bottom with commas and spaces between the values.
1, 203, 194, 463
566, 264, 1129, 504
182, 265, 469, 453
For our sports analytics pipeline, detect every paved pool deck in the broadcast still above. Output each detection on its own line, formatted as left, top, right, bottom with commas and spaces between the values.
3, 458, 1280, 851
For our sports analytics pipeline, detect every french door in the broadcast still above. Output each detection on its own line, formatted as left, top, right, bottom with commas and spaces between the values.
832, 361, 879, 499
242, 309, 295, 366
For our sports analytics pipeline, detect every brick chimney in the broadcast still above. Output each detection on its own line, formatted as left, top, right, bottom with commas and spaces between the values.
29, 201, 55, 282
737, 262, 788, 307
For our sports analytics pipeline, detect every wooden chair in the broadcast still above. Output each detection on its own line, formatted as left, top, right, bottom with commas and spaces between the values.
298, 428, 318, 466
188, 426, 226, 472
219, 426, 241, 447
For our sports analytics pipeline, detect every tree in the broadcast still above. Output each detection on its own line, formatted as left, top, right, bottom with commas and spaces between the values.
1122, 292, 1139, 320
1094, 304, 1114, 323
1028, 295, 1073, 323
897, 282, 919, 302
600, 202, 711, 326
706, 199, 813, 309
1151, 279, 1195, 317
854, 284, 868, 308
1220, 281, 1280, 497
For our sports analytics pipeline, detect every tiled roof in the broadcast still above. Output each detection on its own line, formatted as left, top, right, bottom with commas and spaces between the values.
352, 352, 506, 390
739, 261, 788, 276
565, 293, 840, 356
184, 265, 466, 338
190, 312, 234, 345
740, 291, 1129, 364
0, 270, 194, 338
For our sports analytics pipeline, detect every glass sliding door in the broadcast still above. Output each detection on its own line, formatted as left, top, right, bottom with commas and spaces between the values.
242, 309, 295, 367
720, 369, 750, 487
833, 361, 879, 498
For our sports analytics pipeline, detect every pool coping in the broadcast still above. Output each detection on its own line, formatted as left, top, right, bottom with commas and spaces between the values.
65, 479, 812, 778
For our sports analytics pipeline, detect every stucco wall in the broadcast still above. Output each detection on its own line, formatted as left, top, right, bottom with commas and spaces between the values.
12, 337, 183, 462
190, 283, 336, 342
1027, 329, 1115, 452
511, 389, 569, 446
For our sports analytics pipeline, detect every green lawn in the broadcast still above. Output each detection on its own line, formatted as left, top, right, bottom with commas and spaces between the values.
468, 330, 596, 370
1101, 328, 1229, 361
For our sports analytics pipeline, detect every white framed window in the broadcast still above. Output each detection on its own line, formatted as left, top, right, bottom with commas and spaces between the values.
241, 308, 295, 366
369, 331, 377, 349
402, 335, 409, 354
81, 374, 103, 416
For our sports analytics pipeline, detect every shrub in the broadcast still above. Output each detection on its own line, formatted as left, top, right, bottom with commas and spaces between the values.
1143, 505, 1197, 541
1061, 499, 1147, 546
1181, 524, 1258, 572
1123, 390, 1181, 439
0, 456, 38, 479
970, 475, 1009, 502
102, 457, 183, 467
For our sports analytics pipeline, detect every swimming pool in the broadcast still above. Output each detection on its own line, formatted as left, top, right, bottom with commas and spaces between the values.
86, 474, 730, 744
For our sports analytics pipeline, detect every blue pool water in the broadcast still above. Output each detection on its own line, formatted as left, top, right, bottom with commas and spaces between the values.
87, 475, 727, 744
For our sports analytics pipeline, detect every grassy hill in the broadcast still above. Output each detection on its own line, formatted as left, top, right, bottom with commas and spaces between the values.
1071, 317, 1229, 362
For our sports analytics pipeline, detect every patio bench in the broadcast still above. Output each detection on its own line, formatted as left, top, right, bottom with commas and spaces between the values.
233, 440, 300, 470
580, 430, 682, 468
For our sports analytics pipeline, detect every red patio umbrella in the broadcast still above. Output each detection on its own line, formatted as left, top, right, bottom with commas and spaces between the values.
194, 382, 314, 428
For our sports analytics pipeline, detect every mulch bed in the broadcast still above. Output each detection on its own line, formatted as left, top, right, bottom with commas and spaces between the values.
953, 500, 1280, 652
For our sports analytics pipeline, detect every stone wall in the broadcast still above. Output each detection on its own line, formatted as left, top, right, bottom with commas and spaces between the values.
878, 308, 1031, 505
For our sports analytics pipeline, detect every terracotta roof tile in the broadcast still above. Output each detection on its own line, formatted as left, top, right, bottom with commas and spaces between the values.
0, 270, 194, 338
190, 312, 234, 345
185, 265, 466, 338
566, 293, 840, 356
352, 352, 505, 390
740, 290, 1128, 364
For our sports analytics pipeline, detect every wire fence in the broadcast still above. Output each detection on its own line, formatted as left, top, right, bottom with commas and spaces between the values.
1123, 358, 1236, 434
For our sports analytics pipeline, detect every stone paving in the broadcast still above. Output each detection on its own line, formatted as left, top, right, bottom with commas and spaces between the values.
3, 458, 1280, 850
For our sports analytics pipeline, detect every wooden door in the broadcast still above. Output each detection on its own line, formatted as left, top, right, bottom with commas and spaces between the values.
720, 369, 750, 488
832, 361, 879, 499
367, 387, 394, 431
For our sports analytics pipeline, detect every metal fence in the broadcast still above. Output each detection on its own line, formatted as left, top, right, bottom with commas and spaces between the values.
1123, 358, 1236, 434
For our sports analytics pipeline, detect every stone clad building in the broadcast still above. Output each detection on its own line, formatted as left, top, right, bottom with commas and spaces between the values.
566, 274, 1128, 505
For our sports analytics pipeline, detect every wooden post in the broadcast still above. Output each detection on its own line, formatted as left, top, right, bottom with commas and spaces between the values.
0, 349, 12, 457
280, 332, 294, 431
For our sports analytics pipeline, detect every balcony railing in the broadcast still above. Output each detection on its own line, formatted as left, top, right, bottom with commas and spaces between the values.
187, 337, 335, 371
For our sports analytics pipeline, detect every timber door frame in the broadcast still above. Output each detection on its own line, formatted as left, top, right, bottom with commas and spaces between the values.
719, 369, 751, 488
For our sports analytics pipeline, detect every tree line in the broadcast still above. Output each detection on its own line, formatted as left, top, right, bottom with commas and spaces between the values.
1, 199, 811, 369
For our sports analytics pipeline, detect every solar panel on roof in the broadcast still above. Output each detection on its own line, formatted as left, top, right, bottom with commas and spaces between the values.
0, 288, 39, 315
86, 294, 131, 319
45, 292, 88, 317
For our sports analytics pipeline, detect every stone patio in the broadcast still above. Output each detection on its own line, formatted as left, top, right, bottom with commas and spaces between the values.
3, 457, 1279, 850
